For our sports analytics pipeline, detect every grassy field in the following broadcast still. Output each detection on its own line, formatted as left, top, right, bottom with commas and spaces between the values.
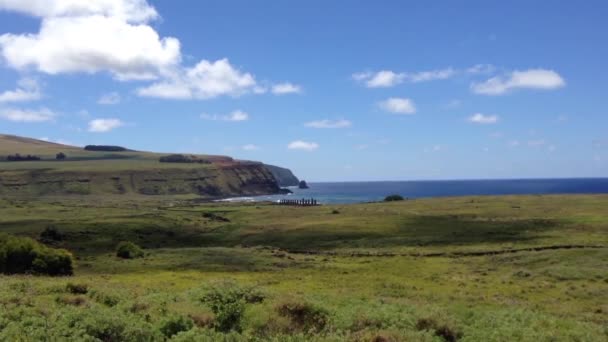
1, 194, 607, 341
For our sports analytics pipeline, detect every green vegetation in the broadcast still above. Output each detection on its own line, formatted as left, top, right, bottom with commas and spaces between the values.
384, 194, 405, 201
116, 241, 145, 259
0, 233, 73, 275
159, 154, 213, 164
0, 134, 282, 198
84, 145, 129, 152
0, 180, 607, 339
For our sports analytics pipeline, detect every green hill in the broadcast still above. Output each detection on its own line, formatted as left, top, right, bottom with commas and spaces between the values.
0, 134, 295, 198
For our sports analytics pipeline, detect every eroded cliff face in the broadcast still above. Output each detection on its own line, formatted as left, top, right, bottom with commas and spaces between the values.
0, 163, 279, 198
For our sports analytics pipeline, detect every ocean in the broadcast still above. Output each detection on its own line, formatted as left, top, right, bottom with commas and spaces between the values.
221, 178, 608, 204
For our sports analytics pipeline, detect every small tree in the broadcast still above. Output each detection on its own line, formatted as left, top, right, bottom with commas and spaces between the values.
56, 152, 66, 160
116, 241, 144, 259
384, 194, 405, 202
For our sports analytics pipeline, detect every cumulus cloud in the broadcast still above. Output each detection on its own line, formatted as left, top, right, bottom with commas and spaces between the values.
0, 1, 180, 80
471, 69, 565, 95
0, 1, 297, 100
304, 119, 351, 129
353, 68, 455, 88
468, 113, 499, 124
288, 140, 319, 151
271, 82, 301, 95
97, 91, 121, 105
0, 107, 55, 122
138, 59, 259, 99
200, 110, 249, 122
0, 0, 158, 23
242, 144, 259, 151
88, 118, 124, 132
378, 97, 416, 114
0, 78, 41, 103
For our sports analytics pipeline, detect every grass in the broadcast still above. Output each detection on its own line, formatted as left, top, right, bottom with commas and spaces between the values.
0, 194, 607, 340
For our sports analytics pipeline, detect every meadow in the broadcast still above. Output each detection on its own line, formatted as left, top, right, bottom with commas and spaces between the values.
1, 194, 607, 341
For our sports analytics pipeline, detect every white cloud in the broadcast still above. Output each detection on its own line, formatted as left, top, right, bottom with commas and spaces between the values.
466, 64, 495, 74
304, 119, 351, 129
97, 91, 121, 105
88, 118, 124, 132
364, 70, 406, 88
508, 140, 520, 147
471, 69, 565, 95
353, 68, 455, 88
0, 12, 180, 80
271, 82, 301, 95
200, 110, 249, 122
468, 113, 499, 124
407, 68, 455, 82
0, 78, 41, 103
0, 1, 295, 100
288, 140, 319, 151
0, 0, 159, 23
378, 97, 416, 114
137, 59, 259, 99
242, 144, 259, 151
0, 107, 55, 122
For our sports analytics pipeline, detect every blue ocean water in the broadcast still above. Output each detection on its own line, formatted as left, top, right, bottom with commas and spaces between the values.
222, 178, 608, 204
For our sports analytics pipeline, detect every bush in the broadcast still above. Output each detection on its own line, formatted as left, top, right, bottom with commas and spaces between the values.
0, 233, 74, 276
84, 145, 128, 152
116, 241, 144, 259
6, 153, 41, 161
384, 194, 404, 202
56, 152, 66, 160
66, 282, 88, 295
40, 225, 63, 242
416, 317, 462, 342
159, 154, 211, 164
159, 315, 194, 338
275, 299, 329, 333
199, 281, 256, 332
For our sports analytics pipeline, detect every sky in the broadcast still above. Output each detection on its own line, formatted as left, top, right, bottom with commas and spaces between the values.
0, 0, 607, 182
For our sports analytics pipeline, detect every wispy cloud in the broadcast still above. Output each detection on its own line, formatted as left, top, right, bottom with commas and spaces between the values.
88, 118, 124, 132
200, 110, 249, 122
97, 92, 121, 105
468, 113, 499, 124
304, 119, 351, 129
0, 78, 41, 103
0, 107, 55, 122
353, 68, 455, 88
271, 82, 302, 95
288, 140, 319, 151
471, 69, 565, 95
242, 144, 260, 151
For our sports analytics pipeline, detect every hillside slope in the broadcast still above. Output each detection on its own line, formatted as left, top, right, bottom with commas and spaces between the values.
0, 134, 288, 198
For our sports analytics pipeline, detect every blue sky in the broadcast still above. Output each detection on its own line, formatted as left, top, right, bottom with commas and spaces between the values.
0, 0, 606, 181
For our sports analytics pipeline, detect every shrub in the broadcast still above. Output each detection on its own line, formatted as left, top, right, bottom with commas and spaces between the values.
275, 299, 329, 333
384, 194, 404, 202
199, 281, 253, 332
159, 315, 194, 338
6, 153, 41, 161
0, 233, 74, 276
159, 154, 211, 164
66, 282, 88, 295
415, 317, 462, 342
56, 152, 66, 160
84, 145, 128, 152
116, 241, 144, 259
331, 209, 340, 215
40, 225, 63, 242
